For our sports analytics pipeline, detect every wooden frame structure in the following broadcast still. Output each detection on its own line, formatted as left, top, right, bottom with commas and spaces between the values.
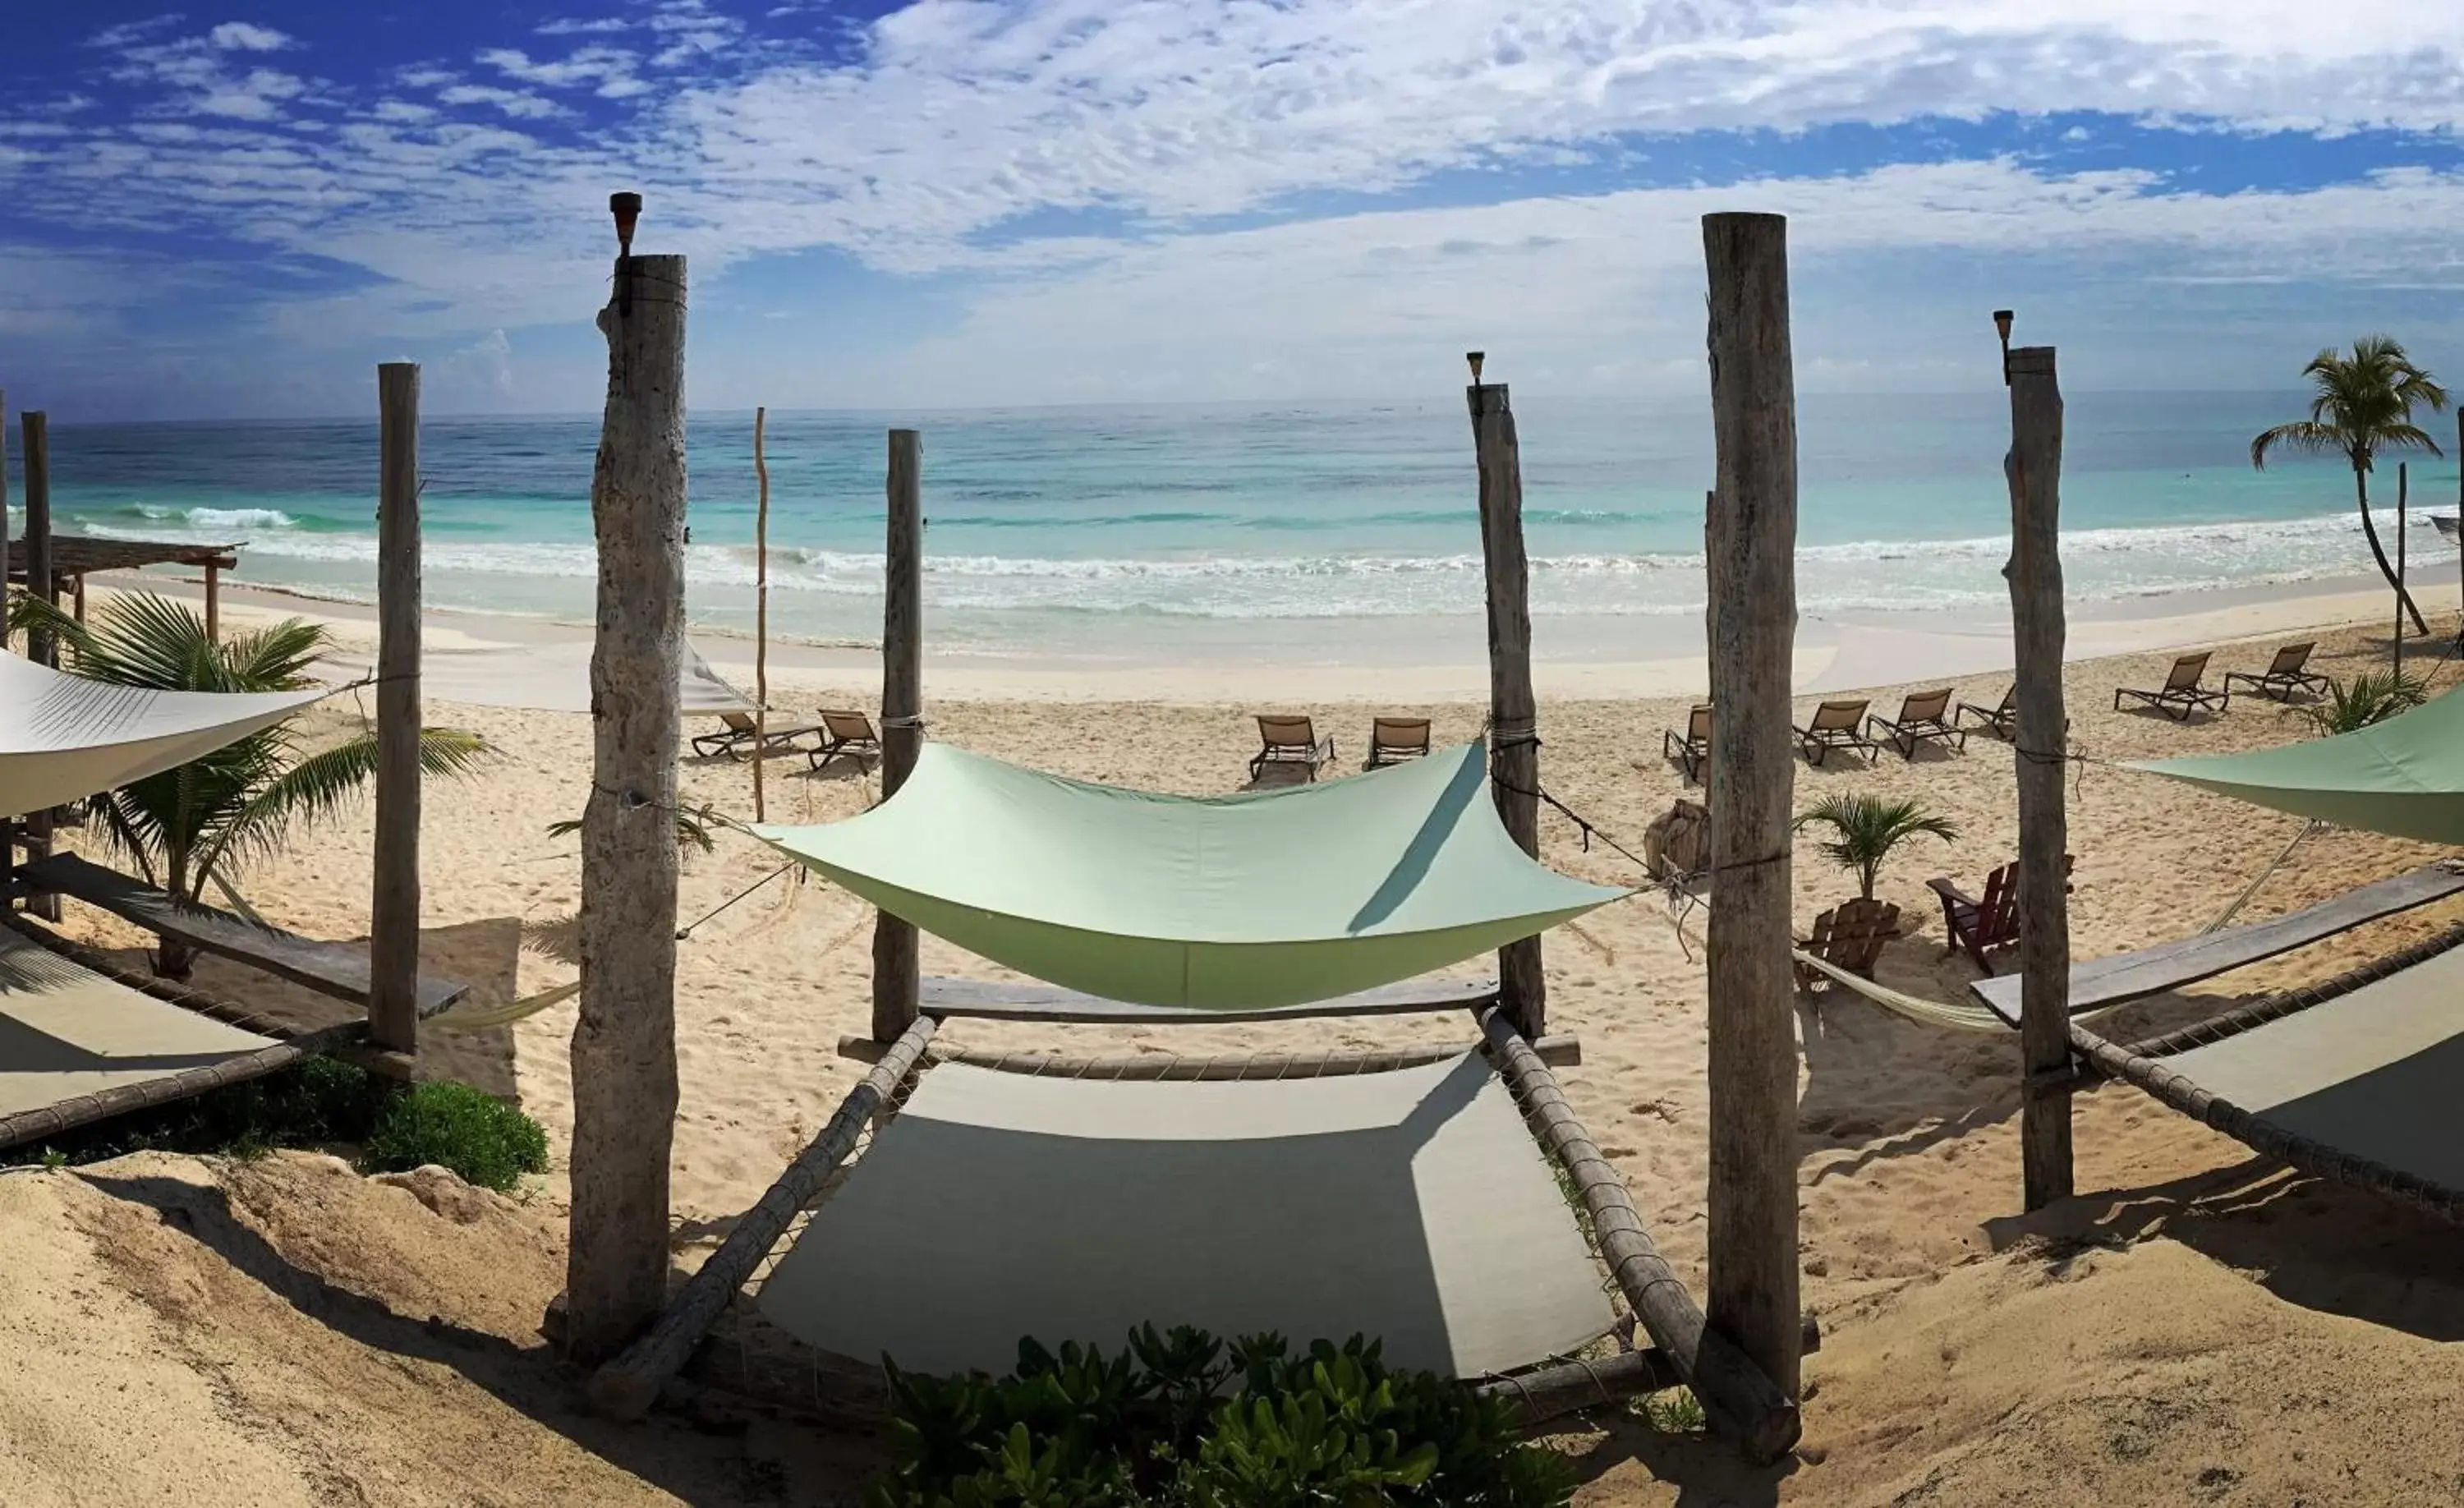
6, 538, 242, 639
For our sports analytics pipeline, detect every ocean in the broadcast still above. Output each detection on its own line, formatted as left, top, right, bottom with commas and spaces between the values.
7, 392, 2459, 658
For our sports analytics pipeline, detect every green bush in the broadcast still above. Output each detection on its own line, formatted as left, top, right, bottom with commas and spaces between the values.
360, 1081, 549, 1193
3, 1054, 383, 1170
865, 1327, 1575, 1508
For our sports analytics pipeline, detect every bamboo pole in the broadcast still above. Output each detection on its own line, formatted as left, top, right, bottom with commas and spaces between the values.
1481, 1314, 1822, 1432
871, 430, 923, 1042
21, 412, 58, 921
1466, 373, 1545, 1039
588, 1014, 940, 1419
1699, 211, 1800, 1400
568, 233, 688, 1366
1479, 1008, 1799, 1461
2005, 345, 2074, 1210
752, 406, 770, 824
370, 363, 423, 1058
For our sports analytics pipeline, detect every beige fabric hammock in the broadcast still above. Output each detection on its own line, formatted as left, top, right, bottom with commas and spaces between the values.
0, 927, 282, 1120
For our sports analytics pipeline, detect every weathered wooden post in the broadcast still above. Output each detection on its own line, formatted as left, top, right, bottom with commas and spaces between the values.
752, 406, 771, 824
871, 429, 923, 1042
568, 193, 687, 1363
1700, 212, 1801, 1398
2, 387, 11, 885
21, 411, 60, 919
368, 364, 425, 1058
2005, 343, 2074, 1211
2394, 462, 2407, 677
1466, 359, 1546, 1038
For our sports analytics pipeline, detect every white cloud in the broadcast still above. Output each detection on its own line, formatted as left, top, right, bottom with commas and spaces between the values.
537, 16, 633, 36
435, 84, 564, 119
477, 44, 644, 97
207, 22, 293, 53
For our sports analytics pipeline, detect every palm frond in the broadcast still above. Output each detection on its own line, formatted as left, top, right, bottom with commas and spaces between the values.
1791, 792, 1960, 899
2250, 421, 2339, 470
191, 728, 490, 895
2292, 672, 2430, 737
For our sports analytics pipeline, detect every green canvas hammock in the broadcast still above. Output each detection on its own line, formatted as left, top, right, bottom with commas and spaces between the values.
752, 740, 1630, 1009
2131, 685, 2464, 845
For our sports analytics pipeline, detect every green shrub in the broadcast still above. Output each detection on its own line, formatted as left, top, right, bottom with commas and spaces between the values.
2, 1054, 382, 1170
864, 1326, 1576, 1508
360, 1081, 548, 1193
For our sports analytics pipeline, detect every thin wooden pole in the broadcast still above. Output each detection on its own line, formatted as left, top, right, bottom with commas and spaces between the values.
587, 1013, 940, 1419
2005, 345, 2074, 1211
370, 364, 423, 1057
1467, 377, 1545, 1039
204, 563, 219, 643
2394, 462, 2407, 676
22, 412, 58, 921
1699, 211, 1801, 1399
2, 388, 11, 884
568, 241, 688, 1365
752, 406, 770, 825
871, 429, 923, 1043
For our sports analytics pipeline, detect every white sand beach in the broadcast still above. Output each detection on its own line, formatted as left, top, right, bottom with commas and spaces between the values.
8, 574, 2464, 1505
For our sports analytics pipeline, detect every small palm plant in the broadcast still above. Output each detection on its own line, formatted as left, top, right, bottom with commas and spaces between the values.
1792, 793, 1960, 901
2293, 670, 2429, 736
8, 591, 487, 979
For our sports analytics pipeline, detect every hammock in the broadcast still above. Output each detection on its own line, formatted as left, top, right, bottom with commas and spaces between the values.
1, 653, 327, 820
752, 741, 1630, 1009
2131, 686, 2464, 844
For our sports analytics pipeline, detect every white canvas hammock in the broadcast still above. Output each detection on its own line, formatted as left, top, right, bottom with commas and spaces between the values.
0, 653, 328, 820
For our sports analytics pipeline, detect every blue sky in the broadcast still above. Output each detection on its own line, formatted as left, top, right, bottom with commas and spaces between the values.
6, 1, 2464, 419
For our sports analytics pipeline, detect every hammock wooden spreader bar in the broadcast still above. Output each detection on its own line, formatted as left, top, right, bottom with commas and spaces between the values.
834, 1032, 1584, 1076
588, 1014, 940, 1420
1477, 1313, 1821, 1431
1475, 1007, 1800, 1464
919, 972, 1499, 1024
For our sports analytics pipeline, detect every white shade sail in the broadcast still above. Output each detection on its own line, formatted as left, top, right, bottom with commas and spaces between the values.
1, 652, 328, 821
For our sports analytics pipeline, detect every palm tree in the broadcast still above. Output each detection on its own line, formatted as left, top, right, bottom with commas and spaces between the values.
2250, 336, 2448, 636
1792, 792, 1960, 902
8, 591, 487, 978
2292, 669, 2429, 737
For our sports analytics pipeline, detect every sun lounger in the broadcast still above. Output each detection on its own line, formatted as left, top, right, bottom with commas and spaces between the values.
2114, 651, 2227, 720
692, 710, 821, 761
1795, 699, 1876, 766
1662, 704, 1712, 784
1866, 687, 1961, 761
808, 710, 883, 771
2221, 641, 2330, 704
1793, 898, 1901, 991
1954, 686, 2016, 741
1365, 717, 1432, 769
1249, 715, 1335, 782
1928, 855, 2073, 972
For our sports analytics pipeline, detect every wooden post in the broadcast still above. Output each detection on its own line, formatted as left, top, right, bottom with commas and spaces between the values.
752, 406, 770, 824
2, 387, 11, 883
369, 363, 423, 1057
2394, 462, 2407, 677
1699, 212, 1801, 1398
204, 563, 220, 643
1467, 378, 1546, 1039
568, 241, 688, 1365
22, 412, 59, 920
2005, 345, 2074, 1211
871, 429, 923, 1042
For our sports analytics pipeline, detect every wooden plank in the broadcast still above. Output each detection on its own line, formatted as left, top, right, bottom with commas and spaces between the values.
370, 361, 423, 1055
587, 1014, 940, 1420
839, 1031, 1583, 1074
2004, 344, 2074, 1211
1700, 210, 1803, 1402
1970, 863, 2464, 1028
871, 428, 923, 1042
919, 972, 1497, 1024
19, 853, 466, 1015
1467, 377, 1546, 1039
1479, 1007, 1798, 1462
568, 238, 688, 1365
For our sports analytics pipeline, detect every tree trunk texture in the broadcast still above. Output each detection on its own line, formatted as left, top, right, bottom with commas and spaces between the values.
1699, 212, 1803, 1400
2356, 461, 2429, 635
568, 251, 688, 1365
1468, 384, 1546, 1039
2005, 347, 2075, 1210
871, 430, 923, 1041
370, 363, 424, 1055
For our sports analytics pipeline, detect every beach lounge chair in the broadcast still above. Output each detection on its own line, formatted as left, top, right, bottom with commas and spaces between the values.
1865, 687, 1961, 761
2222, 641, 2330, 704
2113, 651, 2227, 720
1365, 717, 1432, 768
1248, 715, 1335, 782
1662, 704, 1712, 784
1954, 686, 2016, 740
1793, 898, 1901, 991
692, 710, 821, 761
1928, 855, 2073, 972
1795, 699, 1877, 766
809, 710, 883, 771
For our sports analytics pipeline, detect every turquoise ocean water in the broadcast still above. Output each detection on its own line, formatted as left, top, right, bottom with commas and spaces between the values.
7, 392, 2459, 655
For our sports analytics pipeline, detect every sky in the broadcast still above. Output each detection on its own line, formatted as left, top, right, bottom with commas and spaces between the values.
5, 2, 2464, 420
